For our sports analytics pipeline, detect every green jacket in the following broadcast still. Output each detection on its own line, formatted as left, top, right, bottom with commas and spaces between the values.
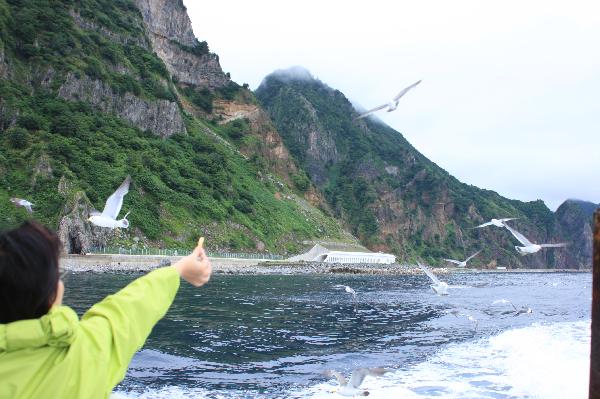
0, 266, 180, 399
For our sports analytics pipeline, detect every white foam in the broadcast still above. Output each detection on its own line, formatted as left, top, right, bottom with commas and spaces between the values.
293, 320, 591, 399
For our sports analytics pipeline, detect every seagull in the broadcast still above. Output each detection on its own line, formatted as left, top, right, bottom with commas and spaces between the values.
88, 176, 132, 229
492, 299, 533, 316
355, 80, 421, 119
324, 368, 389, 397
502, 222, 567, 255
418, 262, 448, 295
467, 315, 479, 331
446, 309, 478, 331
10, 197, 34, 213
474, 218, 518, 229
334, 285, 357, 300
443, 249, 482, 268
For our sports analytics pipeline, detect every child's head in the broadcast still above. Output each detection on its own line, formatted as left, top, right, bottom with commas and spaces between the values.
0, 221, 63, 323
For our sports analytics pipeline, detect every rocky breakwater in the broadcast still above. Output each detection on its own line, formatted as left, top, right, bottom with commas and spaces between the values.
133, 0, 229, 89
58, 74, 185, 138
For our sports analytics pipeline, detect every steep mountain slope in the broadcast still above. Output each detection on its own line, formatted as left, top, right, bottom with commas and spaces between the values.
256, 68, 593, 268
0, 0, 353, 253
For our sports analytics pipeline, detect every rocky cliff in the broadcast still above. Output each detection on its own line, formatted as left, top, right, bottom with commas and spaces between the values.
58, 73, 185, 138
256, 67, 593, 268
133, 0, 229, 89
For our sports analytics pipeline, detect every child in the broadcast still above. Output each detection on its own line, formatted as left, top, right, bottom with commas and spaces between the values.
0, 221, 211, 398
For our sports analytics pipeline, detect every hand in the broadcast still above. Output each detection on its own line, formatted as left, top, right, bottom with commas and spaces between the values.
173, 237, 212, 287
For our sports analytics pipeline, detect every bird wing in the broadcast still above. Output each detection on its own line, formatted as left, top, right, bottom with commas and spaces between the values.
499, 218, 518, 223
392, 80, 422, 101
540, 243, 567, 248
349, 368, 388, 388
356, 104, 388, 119
502, 223, 533, 246
464, 250, 482, 263
443, 259, 462, 265
24, 204, 33, 213
324, 370, 347, 387
101, 175, 131, 219
418, 262, 441, 285
474, 221, 492, 228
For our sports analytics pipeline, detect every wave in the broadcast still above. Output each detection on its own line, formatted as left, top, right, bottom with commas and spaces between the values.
295, 320, 590, 399
112, 320, 590, 399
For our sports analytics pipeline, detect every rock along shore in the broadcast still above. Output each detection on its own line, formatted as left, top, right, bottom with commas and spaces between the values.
61, 254, 589, 275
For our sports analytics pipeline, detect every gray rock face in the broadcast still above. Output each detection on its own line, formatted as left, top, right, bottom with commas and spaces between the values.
58, 73, 186, 138
133, 0, 196, 46
133, 0, 229, 89
70, 9, 150, 49
58, 191, 115, 254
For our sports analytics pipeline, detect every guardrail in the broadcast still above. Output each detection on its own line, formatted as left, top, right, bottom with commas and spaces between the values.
87, 247, 284, 260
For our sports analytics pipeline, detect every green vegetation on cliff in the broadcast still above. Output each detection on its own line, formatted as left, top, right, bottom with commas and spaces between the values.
0, 0, 349, 253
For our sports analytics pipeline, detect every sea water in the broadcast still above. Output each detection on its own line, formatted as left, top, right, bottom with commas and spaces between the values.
63, 271, 591, 398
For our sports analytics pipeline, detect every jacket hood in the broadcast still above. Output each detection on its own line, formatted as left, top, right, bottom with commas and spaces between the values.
0, 306, 79, 353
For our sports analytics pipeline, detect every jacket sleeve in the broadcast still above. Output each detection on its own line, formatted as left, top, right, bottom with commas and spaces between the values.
78, 266, 180, 387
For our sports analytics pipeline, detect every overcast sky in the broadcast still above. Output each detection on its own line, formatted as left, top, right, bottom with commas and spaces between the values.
183, 0, 600, 211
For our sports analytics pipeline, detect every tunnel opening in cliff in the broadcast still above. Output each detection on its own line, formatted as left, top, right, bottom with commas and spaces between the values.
68, 233, 83, 255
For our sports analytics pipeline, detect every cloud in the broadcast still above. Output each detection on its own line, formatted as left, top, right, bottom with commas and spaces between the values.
183, 0, 600, 210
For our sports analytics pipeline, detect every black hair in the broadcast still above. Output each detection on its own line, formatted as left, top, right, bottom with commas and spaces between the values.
0, 221, 62, 323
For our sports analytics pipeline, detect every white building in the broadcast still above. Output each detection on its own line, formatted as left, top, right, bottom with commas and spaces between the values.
287, 244, 396, 264
313, 250, 395, 264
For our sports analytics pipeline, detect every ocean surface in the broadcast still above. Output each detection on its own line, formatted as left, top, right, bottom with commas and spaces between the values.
63, 271, 592, 399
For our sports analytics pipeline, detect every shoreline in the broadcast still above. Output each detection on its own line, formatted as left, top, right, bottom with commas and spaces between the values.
61, 254, 590, 275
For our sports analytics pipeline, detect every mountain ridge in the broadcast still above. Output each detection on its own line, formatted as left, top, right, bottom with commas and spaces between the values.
256, 67, 593, 268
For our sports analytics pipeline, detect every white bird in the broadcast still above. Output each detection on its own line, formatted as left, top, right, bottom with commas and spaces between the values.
88, 176, 132, 229
418, 262, 448, 295
324, 368, 389, 397
474, 218, 518, 229
334, 285, 357, 300
446, 309, 478, 331
443, 249, 482, 268
502, 222, 567, 255
10, 197, 34, 213
355, 80, 421, 119
467, 315, 479, 331
492, 299, 533, 316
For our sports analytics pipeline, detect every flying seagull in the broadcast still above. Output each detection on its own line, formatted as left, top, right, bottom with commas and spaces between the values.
10, 197, 34, 213
474, 218, 518, 229
446, 309, 478, 331
492, 299, 533, 316
502, 222, 567, 255
88, 176, 132, 229
355, 80, 421, 119
418, 262, 448, 295
443, 249, 482, 268
324, 368, 389, 397
334, 284, 357, 300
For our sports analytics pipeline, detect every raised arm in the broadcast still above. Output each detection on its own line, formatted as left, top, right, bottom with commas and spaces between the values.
78, 238, 211, 387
